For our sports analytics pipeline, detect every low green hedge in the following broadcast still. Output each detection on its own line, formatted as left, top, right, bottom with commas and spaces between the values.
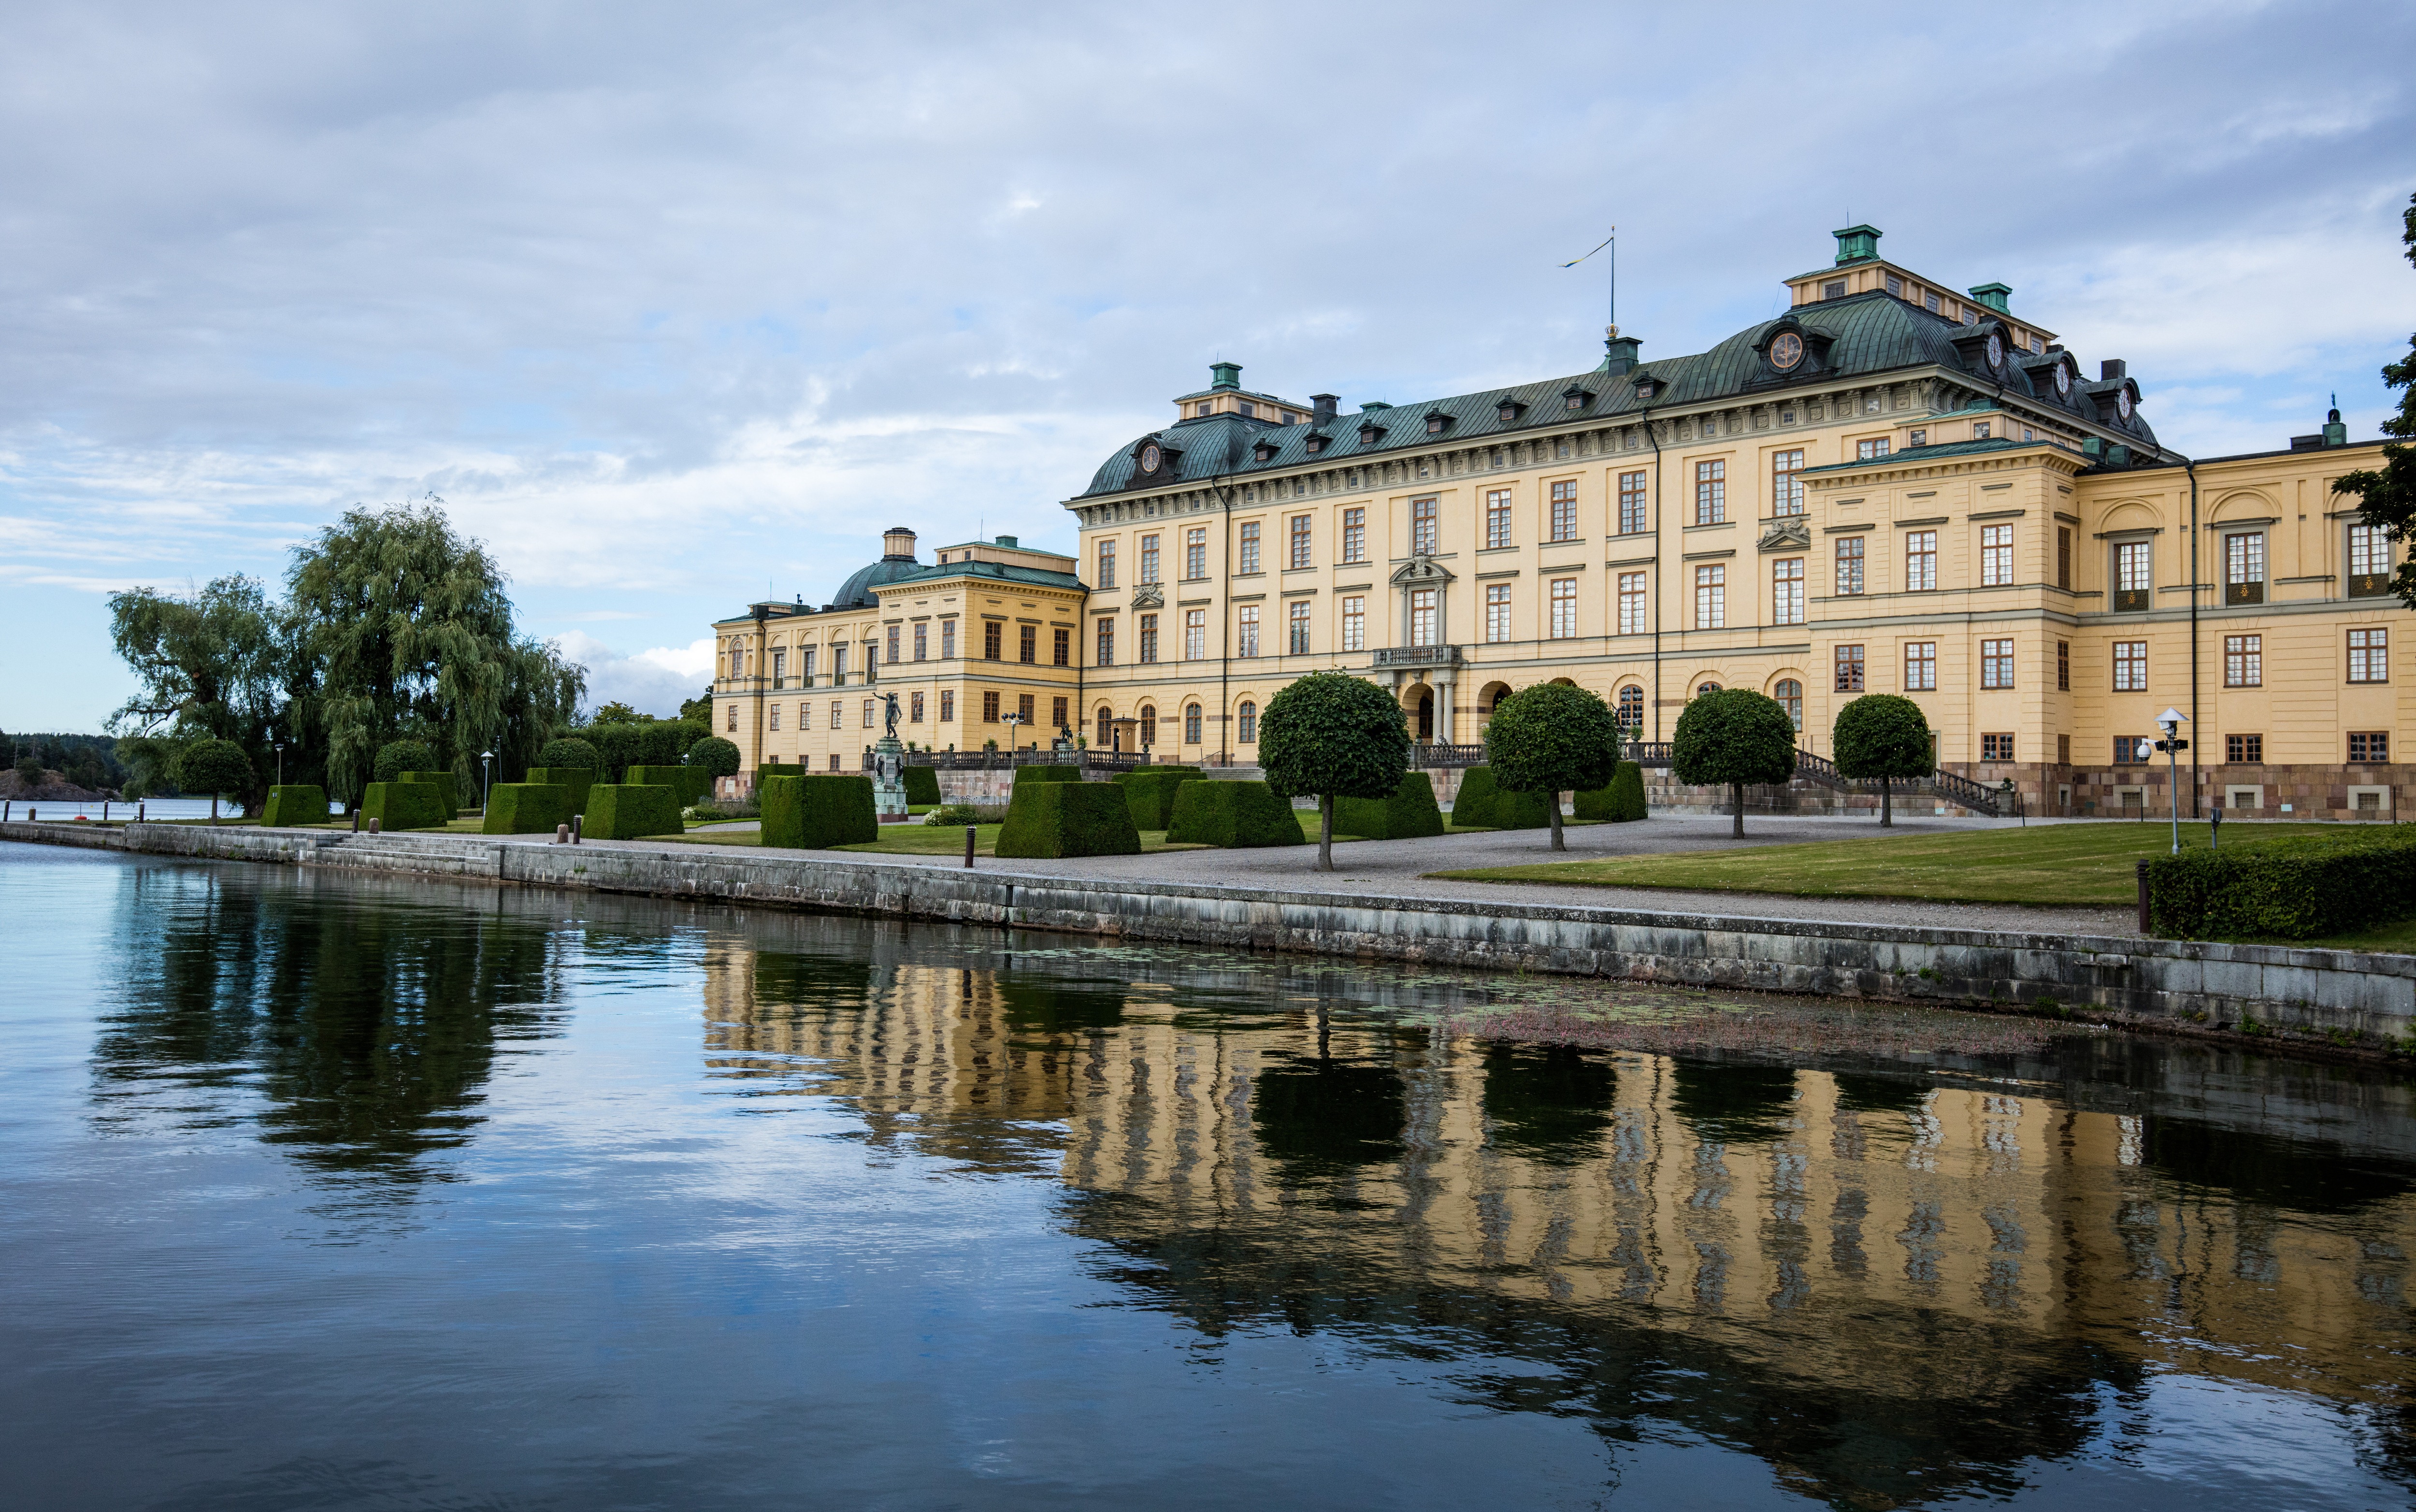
2145, 829, 2416, 940
1166, 780, 1306, 848
1574, 761, 1648, 822
1115, 769, 1195, 829
1450, 766, 1552, 829
626, 764, 709, 804
482, 783, 570, 835
258, 784, 330, 827
903, 765, 942, 805
995, 780, 1142, 858
760, 774, 878, 849
398, 769, 460, 819
360, 781, 447, 832
524, 768, 593, 814
1332, 772, 1446, 840
585, 783, 685, 839
1013, 763, 1085, 788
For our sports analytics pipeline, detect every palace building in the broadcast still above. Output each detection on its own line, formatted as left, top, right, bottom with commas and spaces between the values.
713, 224, 2405, 818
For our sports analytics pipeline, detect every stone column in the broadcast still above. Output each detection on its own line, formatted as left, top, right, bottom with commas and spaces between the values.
1436, 679, 1455, 745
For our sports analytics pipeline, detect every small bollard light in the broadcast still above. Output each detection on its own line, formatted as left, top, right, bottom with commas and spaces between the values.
350, 807, 360, 834
572, 814, 583, 845
27, 807, 34, 823
964, 824, 976, 868
368, 817, 381, 835
556, 823, 570, 845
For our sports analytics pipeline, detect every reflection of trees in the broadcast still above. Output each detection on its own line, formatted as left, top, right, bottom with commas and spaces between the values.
1670, 1059, 1798, 1143
95, 867, 563, 1180
1480, 1043, 1615, 1163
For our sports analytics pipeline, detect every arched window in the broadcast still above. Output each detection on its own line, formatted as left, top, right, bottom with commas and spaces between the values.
1097, 706, 1114, 749
1237, 701, 1258, 743
1139, 705, 1156, 750
1616, 685, 1644, 732
1774, 679, 1803, 731
1697, 681, 1722, 698
1184, 704, 1203, 744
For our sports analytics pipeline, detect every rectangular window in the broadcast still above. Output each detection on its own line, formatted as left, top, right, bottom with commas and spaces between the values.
1550, 578, 1578, 639
1694, 460, 1726, 524
1772, 557, 1804, 625
2224, 634, 2262, 687
1096, 540, 1117, 590
1618, 572, 1647, 635
1018, 693, 1035, 727
1485, 488, 1513, 549
1185, 528, 1207, 579
1288, 600, 1311, 654
1412, 496, 1439, 555
2114, 736, 2151, 764
2351, 731, 2391, 763
886, 625, 900, 664
2349, 627, 2390, 682
1972, 422, 1991, 440
1694, 564, 1725, 628
1095, 618, 1114, 667
1290, 514, 1312, 569
1981, 637, 2014, 689
2057, 639, 2070, 691
1184, 608, 1206, 660
1051, 695, 1067, 731
1139, 613, 1158, 664
1981, 733, 2015, 762
2227, 733, 2261, 764
1341, 595, 1366, 651
937, 623, 954, 662
1618, 470, 1649, 534
1925, 290, 1942, 313
1836, 535, 1866, 595
1409, 587, 1438, 647
1550, 480, 1578, 542
1981, 524, 2013, 586
1485, 583, 1511, 644
2115, 541, 2152, 610
1834, 644, 1865, 693
1342, 506, 1366, 563
768, 702, 781, 731
2114, 640, 2148, 691
1771, 449, 1804, 516
912, 623, 928, 662
827, 700, 840, 730
908, 691, 924, 723
2225, 532, 2266, 604
833, 644, 848, 677
1237, 605, 1260, 658
1885, 273, 1904, 298
1238, 520, 1261, 574
771, 648, 787, 687
934, 689, 952, 723
1909, 428, 1927, 446
1053, 627, 1070, 667
1018, 624, 1036, 664
1904, 641, 1937, 691
1140, 533, 1161, 584
1857, 438, 1891, 461
2351, 523, 2393, 595
982, 621, 1001, 661
863, 698, 877, 729
1905, 530, 1937, 591
2056, 527, 2071, 589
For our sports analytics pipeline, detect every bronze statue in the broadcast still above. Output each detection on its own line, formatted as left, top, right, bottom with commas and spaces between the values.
882, 692, 902, 738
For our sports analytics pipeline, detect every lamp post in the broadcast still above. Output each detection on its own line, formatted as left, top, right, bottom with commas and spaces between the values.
1003, 712, 1025, 757
481, 750, 494, 814
2155, 707, 2189, 855
273, 742, 284, 786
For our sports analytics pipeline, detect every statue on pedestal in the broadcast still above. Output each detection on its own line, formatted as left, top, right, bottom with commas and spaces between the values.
870, 693, 908, 820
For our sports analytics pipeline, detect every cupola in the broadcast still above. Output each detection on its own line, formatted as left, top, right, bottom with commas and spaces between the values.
1832, 223, 1882, 265
881, 526, 918, 561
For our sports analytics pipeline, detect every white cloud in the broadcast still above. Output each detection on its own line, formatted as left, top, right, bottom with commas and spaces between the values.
554, 632, 713, 719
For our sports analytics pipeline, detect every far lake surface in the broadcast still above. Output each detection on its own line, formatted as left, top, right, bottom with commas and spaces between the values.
5, 840, 2413, 1510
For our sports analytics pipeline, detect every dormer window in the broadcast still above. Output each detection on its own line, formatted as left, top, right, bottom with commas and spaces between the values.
1252, 441, 1278, 463
1822, 280, 1847, 300
1305, 434, 1328, 456
1496, 398, 1524, 423
1634, 377, 1658, 402
1424, 412, 1452, 435
1563, 386, 1594, 413
1358, 422, 1384, 446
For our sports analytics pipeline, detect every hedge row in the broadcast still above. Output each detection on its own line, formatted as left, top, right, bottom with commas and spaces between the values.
360, 781, 447, 832
585, 783, 684, 839
1166, 780, 1304, 848
903, 765, 942, 806
575, 720, 709, 782
398, 769, 460, 820
1114, 768, 1195, 829
626, 764, 711, 804
1573, 762, 1648, 822
2145, 829, 2416, 940
995, 780, 1142, 858
761, 774, 878, 849
259, 784, 330, 828
1013, 763, 1085, 788
483, 783, 570, 835
1450, 766, 1554, 830
1333, 773, 1446, 840
524, 767, 593, 814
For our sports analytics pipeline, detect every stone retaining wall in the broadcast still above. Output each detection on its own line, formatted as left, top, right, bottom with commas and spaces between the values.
7, 819, 2409, 1047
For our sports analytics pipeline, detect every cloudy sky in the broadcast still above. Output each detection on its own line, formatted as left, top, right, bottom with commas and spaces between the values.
3, 0, 2411, 731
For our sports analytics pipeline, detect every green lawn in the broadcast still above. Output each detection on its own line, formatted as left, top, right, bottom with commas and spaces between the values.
1432, 822, 2361, 908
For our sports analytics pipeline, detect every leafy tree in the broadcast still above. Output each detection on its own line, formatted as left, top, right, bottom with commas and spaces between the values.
1832, 693, 1934, 828
107, 575, 291, 816
679, 688, 715, 725
1671, 688, 1796, 838
374, 740, 437, 783
589, 701, 644, 723
2334, 191, 2416, 609
13, 754, 43, 793
173, 738, 253, 824
1485, 683, 1621, 851
1258, 673, 1412, 871
685, 735, 741, 778
539, 736, 599, 770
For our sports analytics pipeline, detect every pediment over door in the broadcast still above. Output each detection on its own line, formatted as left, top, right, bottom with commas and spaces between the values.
1388, 555, 1456, 586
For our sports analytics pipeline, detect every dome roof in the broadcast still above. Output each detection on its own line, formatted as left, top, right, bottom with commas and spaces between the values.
828, 551, 923, 609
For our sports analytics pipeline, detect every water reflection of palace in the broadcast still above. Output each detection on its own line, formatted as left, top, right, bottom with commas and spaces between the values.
704, 935, 2416, 1505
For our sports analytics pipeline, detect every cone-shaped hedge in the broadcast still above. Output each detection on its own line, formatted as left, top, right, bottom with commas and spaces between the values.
524, 767, 593, 814
398, 770, 460, 819
1574, 762, 1648, 821
360, 781, 447, 831
760, 774, 878, 849
1332, 772, 1446, 839
585, 783, 684, 839
482, 783, 570, 835
1165, 780, 1306, 848
903, 765, 942, 805
1115, 768, 1196, 829
995, 780, 1142, 858
259, 784, 330, 827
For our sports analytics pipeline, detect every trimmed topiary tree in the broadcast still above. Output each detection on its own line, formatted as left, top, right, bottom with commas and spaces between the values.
584, 783, 684, 839
1256, 671, 1412, 871
1672, 688, 1798, 837
760, 774, 878, 849
399, 769, 460, 819
685, 735, 740, 785
902, 765, 942, 806
524, 767, 593, 814
995, 781, 1143, 858
1012, 763, 1084, 788
539, 736, 598, 772
1115, 768, 1195, 829
1833, 693, 1934, 828
1165, 780, 1307, 849
1450, 765, 1500, 827
482, 782, 570, 835
259, 784, 330, 827
360, 780, 447, 831
1332, 772, 1446, 840
1574, 762, 1647, 822
1485, 683, 1622, 851
374, 739, 436, 784
173, 738, 254, 824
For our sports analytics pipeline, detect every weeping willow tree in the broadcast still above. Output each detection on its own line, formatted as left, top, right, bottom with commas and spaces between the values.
286, 502, 584, 802
106, 574, 296, 810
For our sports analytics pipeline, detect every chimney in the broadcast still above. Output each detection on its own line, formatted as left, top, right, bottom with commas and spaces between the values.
1601, 327, 1641, 376
2100, 360, 2127, 383
881, 526, 918, 561
1310, 393, 1338, 423
994, 534, 1018, 548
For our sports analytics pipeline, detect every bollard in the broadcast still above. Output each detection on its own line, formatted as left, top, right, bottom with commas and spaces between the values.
964, 824, 976, 868
102, 801, 110, 822
556, 823, 570, 845
350, 807, 360, 834
572, 814, 582, 845
26, 807, 34, 823
3, 799, 10, 821
2209, 804, 2223, 852
2135, 858, 2152, 937
138, 802, 145, 823
368, 817, 381, 835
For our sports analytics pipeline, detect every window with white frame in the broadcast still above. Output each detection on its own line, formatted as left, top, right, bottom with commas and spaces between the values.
1836, 535, 1866, 595
1485, 489, 1512, 549
1618, 470, 1648, 533
1288, 600, 1310, 654
1237, 605, 1259, 658
1773, 557, 1804, 625
1485, 583, 1511, 643
2114, 640, 2148, 691
2225, 634, 2261, 687
1340, 595, 1366, 651
1694, 460, 1726, 524
1409, 588, 1437, 646
1694, 564, 1725, 628
1981, 524, 2013, 586
1904, 641, 1937, 691
1183, 608, 1205, 660
1412, 497, 1439, 555
1550, 479, 1578, 542
1771, 449, 1804, 515
1618, 572, 1647, 635
2350, 627, 2389, 682
1550, 577, 1578, 639
1981, 637, 2014, 689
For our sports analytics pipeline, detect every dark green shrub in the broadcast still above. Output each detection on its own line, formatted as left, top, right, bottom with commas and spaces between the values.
995, 780, 1143, 858
1116, 769, 1195, 829
1574, 762, 1647, 822
760, 775, 878, 849
1258, 672, 1412, 871
538, 737, 598, 771
1486, 683, 1620, 850
1333, 772, 1446, 840
398, 770, 460, 819
584, 783, 684, 839
482, 783, 570, 835
259, 784, 330, 827
903, 765, 942, 806
1013, 763, 1084, 788
1165, 780, 1306, 848
172, 738, 254, 822
1450, 766, 1500, 827
374, 739, 435, 784
1833, 693, 1932, 827
1675, 688, 1797, 837
757, 762, 806, 788
579, 719, 707, 781
624, 764, 692, 804
360, 780, 446, 831
2146, 830, 2416, 940
685, 735, 741, 779
524, 767, 593, 814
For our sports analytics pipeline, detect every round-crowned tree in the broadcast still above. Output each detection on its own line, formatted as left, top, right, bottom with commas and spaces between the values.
1832, 693, 1933, 827
1258, 673, 1413, 872
174, 738, 254, 825
685, 735, 741, 779
374, 739, 437, 784
539, 736, 598, 771
1671, 689, 1797, 837
1486, 683, 1621, 851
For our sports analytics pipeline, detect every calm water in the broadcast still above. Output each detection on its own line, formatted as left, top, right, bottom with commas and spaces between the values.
5, 843, 2415, 1511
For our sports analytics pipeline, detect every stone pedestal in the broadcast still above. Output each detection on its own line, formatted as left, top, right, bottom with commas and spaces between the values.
870, 735, 909, 821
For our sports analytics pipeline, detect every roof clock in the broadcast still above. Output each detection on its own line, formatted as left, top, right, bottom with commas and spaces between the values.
2116, 389, 2133, 421
2055, 362, 2072, 397
1139, 442, 1162, 473
1985, 331, 2005, 371
1769, 331, 1804, 371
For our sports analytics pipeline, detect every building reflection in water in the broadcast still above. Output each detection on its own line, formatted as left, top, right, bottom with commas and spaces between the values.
705, 928, 2416, 1507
